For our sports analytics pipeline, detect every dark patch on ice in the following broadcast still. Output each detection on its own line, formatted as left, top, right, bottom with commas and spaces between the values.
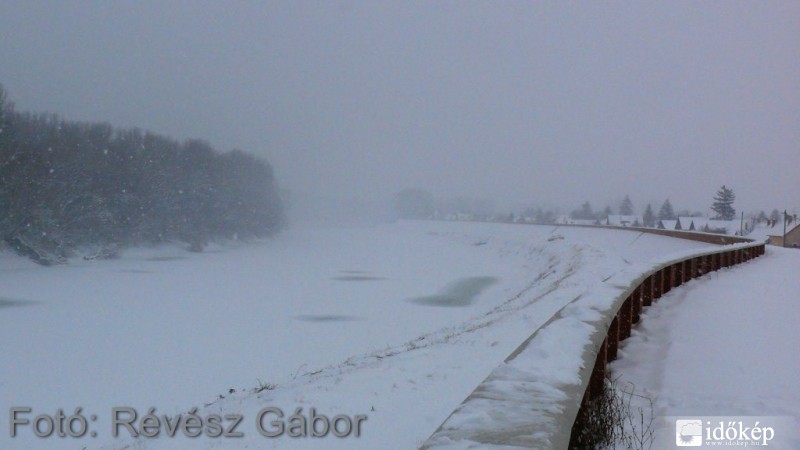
333, 275, 386, 281
120, 269, 153, 274
294, 314, 362, 322
407, 276, 498, 307
0, 297, 39, 309
145, 256, 187, 262
333, 270, 385, 281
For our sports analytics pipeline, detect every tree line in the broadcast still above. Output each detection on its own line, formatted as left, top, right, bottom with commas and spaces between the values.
392, 186, 748, 229
570, 186, 738, 226
0, 84, 284, 264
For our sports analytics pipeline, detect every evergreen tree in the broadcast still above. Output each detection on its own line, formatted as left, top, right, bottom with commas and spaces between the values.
710, 185, 736, 220
0, 83, 9, 131
600, 205, 613, 221
0, 84, 12, 235
533, 208, 556, 224
658, 199, 676, 221
0, 86, 284, 263
619, 195, 634, 215
570, 201, 595, 220
643, 203, 655, 227
770, 209, 781, 224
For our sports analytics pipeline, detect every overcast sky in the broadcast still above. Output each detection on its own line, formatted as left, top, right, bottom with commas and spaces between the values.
1, 1, 798, 215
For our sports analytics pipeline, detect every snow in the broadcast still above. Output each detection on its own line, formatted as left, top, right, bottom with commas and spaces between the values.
610, 246, 800, 448
0, 221, 721, 449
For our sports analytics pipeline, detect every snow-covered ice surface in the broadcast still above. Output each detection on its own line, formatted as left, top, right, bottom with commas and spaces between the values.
0, 221, 715, 449
611, 246, 800, 449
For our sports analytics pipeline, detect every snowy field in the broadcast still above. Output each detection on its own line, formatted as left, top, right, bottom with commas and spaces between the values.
1, 220, 719, 449
611, 246, 800, 449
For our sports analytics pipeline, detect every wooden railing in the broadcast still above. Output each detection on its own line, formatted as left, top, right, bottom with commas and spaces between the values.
571, 241, 765, 446
421, 231, 766, 449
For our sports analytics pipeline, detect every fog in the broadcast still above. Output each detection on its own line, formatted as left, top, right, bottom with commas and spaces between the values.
1, 1, 798, 217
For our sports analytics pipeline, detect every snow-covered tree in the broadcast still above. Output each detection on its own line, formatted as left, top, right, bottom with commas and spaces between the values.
0, 86, 285, 263
532, 208, 556, 224
571, 201, 595, 220
658, 199, 676, 221
770, 209, 781, 224
600, 205, 613, 221
619, 195, 634, 215
643, 203, 655, 227
710, 185, 736, 220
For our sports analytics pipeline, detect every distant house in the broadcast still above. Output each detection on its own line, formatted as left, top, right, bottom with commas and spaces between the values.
690, 217, 709, 232
768, 223, 800, 247
658, 219, 678, 230
556, 215, 598, 226
654, 216, 745, 235
674, 216, 712, 232
606, 215, 643, 227
706, 219, 740, 235
677, 216, 695, 231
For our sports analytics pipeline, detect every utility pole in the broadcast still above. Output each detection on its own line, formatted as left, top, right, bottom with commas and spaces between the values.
740, 211, 744, 236
783, 210, 788, 248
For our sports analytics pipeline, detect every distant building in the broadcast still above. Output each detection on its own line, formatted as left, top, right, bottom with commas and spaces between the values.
606, 215, 643, 227
768, 223, 800, 247
675, 216, 714, 232
690, 217, 709, 232
555, 215, 599, 226
706, 219, 740, 235
658, 219, 678, 230
677, 217, 695, 231
654, 216, 746, 235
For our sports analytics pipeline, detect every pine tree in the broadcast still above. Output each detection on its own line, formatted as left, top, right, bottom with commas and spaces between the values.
710, 185, 736, 220
770, 209, 781, 224
0, 86, 285, 263
643, 204, 655, 227
658, 199, 676, 221
600, 205, 613, 221
619, 195, 634, 215
571, 201, 595, 220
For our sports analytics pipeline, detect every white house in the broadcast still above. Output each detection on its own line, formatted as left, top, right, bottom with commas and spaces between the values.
706, 219, 741, 235
677, 216, 696, 230
658, 219, 678, 230
556, 215, 598, 226
606, 215, 643, 227
689, 217, 709, 231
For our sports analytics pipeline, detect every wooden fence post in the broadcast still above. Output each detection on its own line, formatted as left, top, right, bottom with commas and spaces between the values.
589, 340, 607, 399
641, 277, 652, 307
631, 291, 641, 325
619, 297, 632, 340
653, 270, 662, 300
607, 316, 619, 362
